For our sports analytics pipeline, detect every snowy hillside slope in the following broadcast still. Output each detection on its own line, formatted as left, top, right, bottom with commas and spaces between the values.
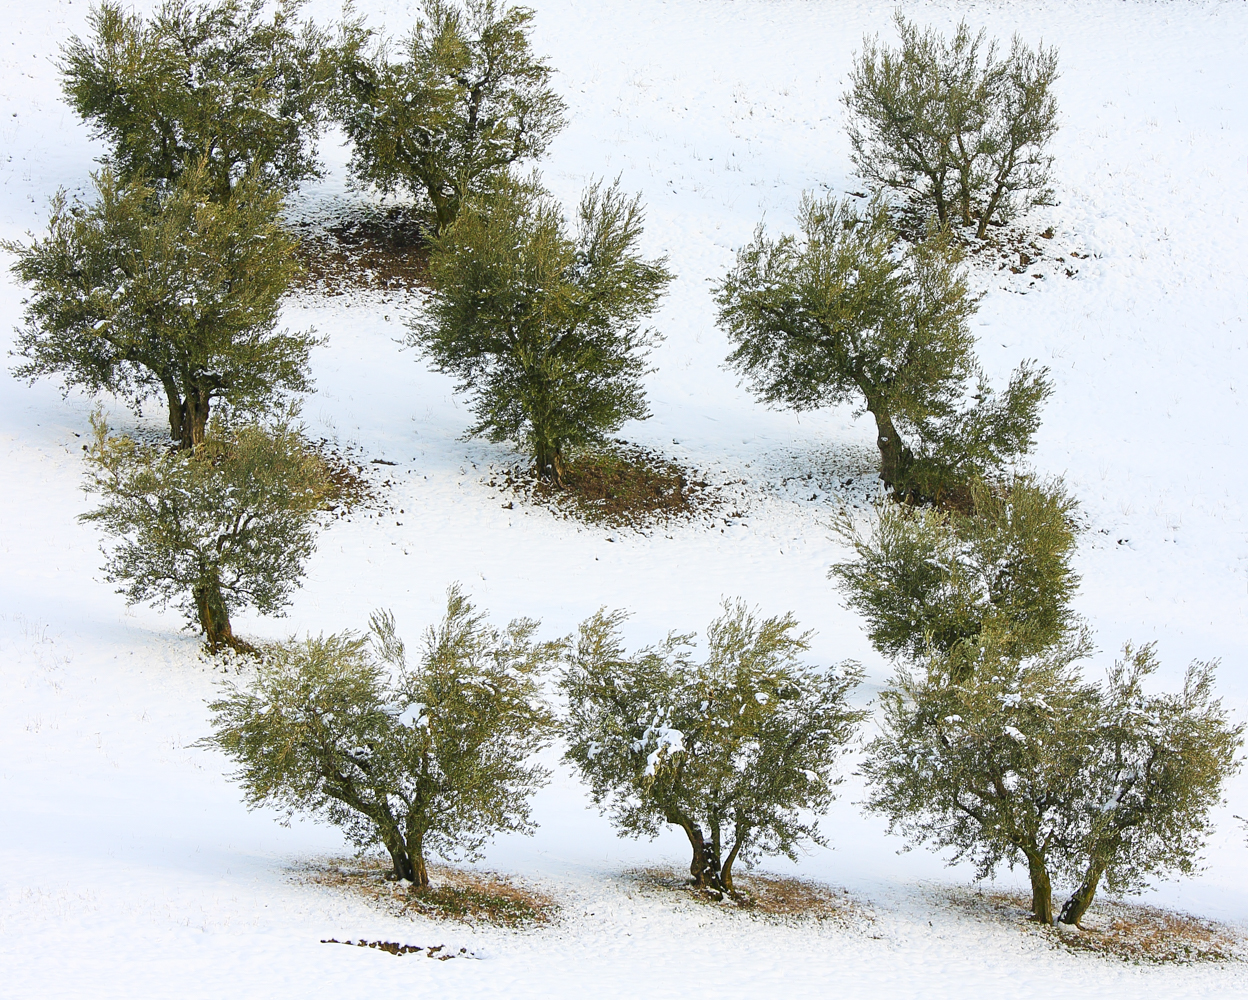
1, 0, 1247, 996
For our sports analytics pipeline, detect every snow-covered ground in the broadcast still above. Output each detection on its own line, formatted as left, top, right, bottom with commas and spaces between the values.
3, 0, 1247, 995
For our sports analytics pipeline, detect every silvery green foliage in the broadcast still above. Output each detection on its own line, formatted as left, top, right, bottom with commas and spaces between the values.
412, 174, 672, 484
336, 0, 566, 231
80, 415, 328, 653
7, 164, 313, 448
831, 476, 1083, 669
716, 194, 1049, 498
862, 638, 1097, 923
561, 600, 864, 892
1055, 645, 1242, 925
863, 637, 1243, 925
206, 587, 559, 885
61, 0, 335, 202
845, 14, 1059, 238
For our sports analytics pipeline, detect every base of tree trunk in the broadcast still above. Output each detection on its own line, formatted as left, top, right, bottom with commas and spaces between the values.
195, 581, 257, 657
1058, 869, 1102, 927
1028, 858, 1054, 924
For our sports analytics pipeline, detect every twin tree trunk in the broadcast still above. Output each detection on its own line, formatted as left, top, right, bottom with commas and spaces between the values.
164, 380, 213, 450
676, 815, 742, 895
381, 826, 431, 888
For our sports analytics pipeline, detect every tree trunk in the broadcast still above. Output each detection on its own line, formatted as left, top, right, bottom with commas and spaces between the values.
930, 175, 949, 228
720, 833, 744, 894
410, 825, 431, 888
867, 403, 914, 493
193, 574, 254, 655
1026, 852, 1054, 924
164, 380, 189, 449
678, 818, 723, 891
185, 386, 212, 448
976, 164, 1014, 239
975, 189, 1003, 239
162, 380, 212, 449
384, 842, 418, 883
1059, 859, 1105, 927
534, 438, 566, 488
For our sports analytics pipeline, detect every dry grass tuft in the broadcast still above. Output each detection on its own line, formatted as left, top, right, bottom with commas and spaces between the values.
300, 857, 559, 929
490, 442, 723, 530
949, 888, 1245, 965
1054, 899, 1245, 965
627, 867, 871, 925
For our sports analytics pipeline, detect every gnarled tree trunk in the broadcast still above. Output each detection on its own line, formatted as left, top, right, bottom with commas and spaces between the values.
163, 378, 213, 450
867, 402, 915, 494
1026, 851, 1054, 924
676, 817, 724, 893
193, 572, 253, 655
534, 437, 566, 487
1059, 859, 1105, 927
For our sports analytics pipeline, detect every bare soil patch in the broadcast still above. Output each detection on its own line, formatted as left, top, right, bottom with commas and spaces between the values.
627, 867, 871, 926
949, 888, 1245, 964
320, 937, 477, 960
960, 221, 1092, 288
309, 438, 376, 517
289, 204, 432, 296
301, 857, 559, 929
489, 442, 723, 531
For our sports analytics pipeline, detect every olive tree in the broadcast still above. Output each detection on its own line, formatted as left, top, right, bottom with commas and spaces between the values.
831, 476, 1082, 671
80, 414, 328, 653
412, 175, 672, 484
864, 639, 1243, 926
561, 601, 864, 895
7, 164, 314, 448
61, 0, 337, 202
1057, 645, 1242, 926
863, 639, 1097, 924
845, 14, 1059, 238
336, 0, 566, 231
716, 194, 1049, 499
205, 588, 559, 886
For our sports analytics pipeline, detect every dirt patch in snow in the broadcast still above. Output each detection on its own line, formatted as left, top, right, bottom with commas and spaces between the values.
488, 441, 725, 531
289, 202, 432, 297
320, 937, 478, 960
300, 857, 559, 929
949, 888, 1246, 964
627, 866, 874, 926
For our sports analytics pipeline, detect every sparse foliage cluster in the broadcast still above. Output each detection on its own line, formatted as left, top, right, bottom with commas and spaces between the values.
845, 14, 1060, 237
560, 601, 864, 894
716, 195, 1050, 499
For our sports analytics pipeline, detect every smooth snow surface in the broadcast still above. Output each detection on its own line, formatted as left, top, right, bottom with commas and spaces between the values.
3, 1, 1248, 996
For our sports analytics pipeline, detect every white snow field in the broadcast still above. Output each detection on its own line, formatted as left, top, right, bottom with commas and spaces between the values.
3, 0, 1248, 995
